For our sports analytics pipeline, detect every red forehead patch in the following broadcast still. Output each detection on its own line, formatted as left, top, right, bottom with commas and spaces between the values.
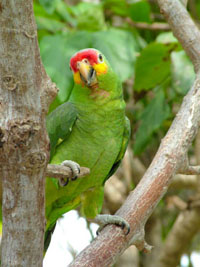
70, 49, 98, 72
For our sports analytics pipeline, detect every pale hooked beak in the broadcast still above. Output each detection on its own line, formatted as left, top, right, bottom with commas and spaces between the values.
77, 60, 97, 87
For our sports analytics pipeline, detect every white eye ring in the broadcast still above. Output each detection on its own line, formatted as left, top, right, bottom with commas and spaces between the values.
98, 54, 104, 63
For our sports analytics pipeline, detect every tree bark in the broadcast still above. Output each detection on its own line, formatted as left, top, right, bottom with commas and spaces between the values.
158, 128, 200, 266
0, 1, 57, 266
157, 0, 200, 72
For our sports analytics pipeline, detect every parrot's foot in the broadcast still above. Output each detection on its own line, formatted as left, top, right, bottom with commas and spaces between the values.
59, 160, 80, 186
95, 214, 130, 236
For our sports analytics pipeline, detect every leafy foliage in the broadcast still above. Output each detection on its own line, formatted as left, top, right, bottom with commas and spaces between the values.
129, 0, 152, 23
133, 89, 170, 154
39, 0, 58, 14
134, 42, 172, 91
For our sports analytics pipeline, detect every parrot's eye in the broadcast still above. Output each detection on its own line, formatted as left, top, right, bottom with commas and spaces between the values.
98, 54, 103, 63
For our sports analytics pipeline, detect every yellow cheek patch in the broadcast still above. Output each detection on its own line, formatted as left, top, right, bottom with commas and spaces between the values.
93, 62, 108, 76
73, 71, 81, 84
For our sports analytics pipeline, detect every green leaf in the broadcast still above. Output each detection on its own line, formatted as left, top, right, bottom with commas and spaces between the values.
35, 16, 66, 32
76, 3, 106, 31
171, 51, 195, 95
55, 1, 77, 27
134, 42, 175, 91
34, 2, 68, 34
39, 0, 58, 14
134, 90, 170, 155
102, 0, 128, 16
40, 34, 73, 104
129, 0, 151, 23
92, 29, 137, 81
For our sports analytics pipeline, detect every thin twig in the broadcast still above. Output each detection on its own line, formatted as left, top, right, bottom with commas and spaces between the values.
170, 174, 198, 190
179, 165, 200, 175
126, 18, 170, 31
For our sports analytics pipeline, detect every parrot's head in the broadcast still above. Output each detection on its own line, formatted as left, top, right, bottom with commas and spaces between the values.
69, 49, 110, 89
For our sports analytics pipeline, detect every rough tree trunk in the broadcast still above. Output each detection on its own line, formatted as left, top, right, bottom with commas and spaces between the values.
0, 1, 57, 266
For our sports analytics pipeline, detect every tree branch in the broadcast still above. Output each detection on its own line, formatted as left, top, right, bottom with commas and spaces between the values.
159, 124, 200, 266
69, 1, 200, 266
170, 174, 198, 190
126, 18, 170, 31
179, 165, 200, 175
157, 0, 200, 73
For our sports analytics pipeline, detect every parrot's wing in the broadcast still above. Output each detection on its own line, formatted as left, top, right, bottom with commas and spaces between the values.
104, 116, 131, 182
46, 102, 77, 159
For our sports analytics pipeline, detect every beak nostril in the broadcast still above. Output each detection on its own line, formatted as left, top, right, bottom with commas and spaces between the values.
77, 61, 80, 69
76, 60, 97, 87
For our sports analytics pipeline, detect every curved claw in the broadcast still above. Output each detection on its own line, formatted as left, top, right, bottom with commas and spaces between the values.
121, 221, 130, 235
95, 214, 130, 236
96, 226, 103, 236
59, 177, 69, 187
63, 178, 69, 186
71, 175, 78, 181
61, 160, 80, 184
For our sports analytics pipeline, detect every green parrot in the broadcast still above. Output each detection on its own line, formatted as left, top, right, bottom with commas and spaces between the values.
45, 48, 130, 245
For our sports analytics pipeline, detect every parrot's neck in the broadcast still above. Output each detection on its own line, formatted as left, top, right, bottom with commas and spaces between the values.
69, 69, 125, 125
69, 68, 122, 105
69, 83, 125, 130
69, 78, 122, 105
69, 85, 111, 105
